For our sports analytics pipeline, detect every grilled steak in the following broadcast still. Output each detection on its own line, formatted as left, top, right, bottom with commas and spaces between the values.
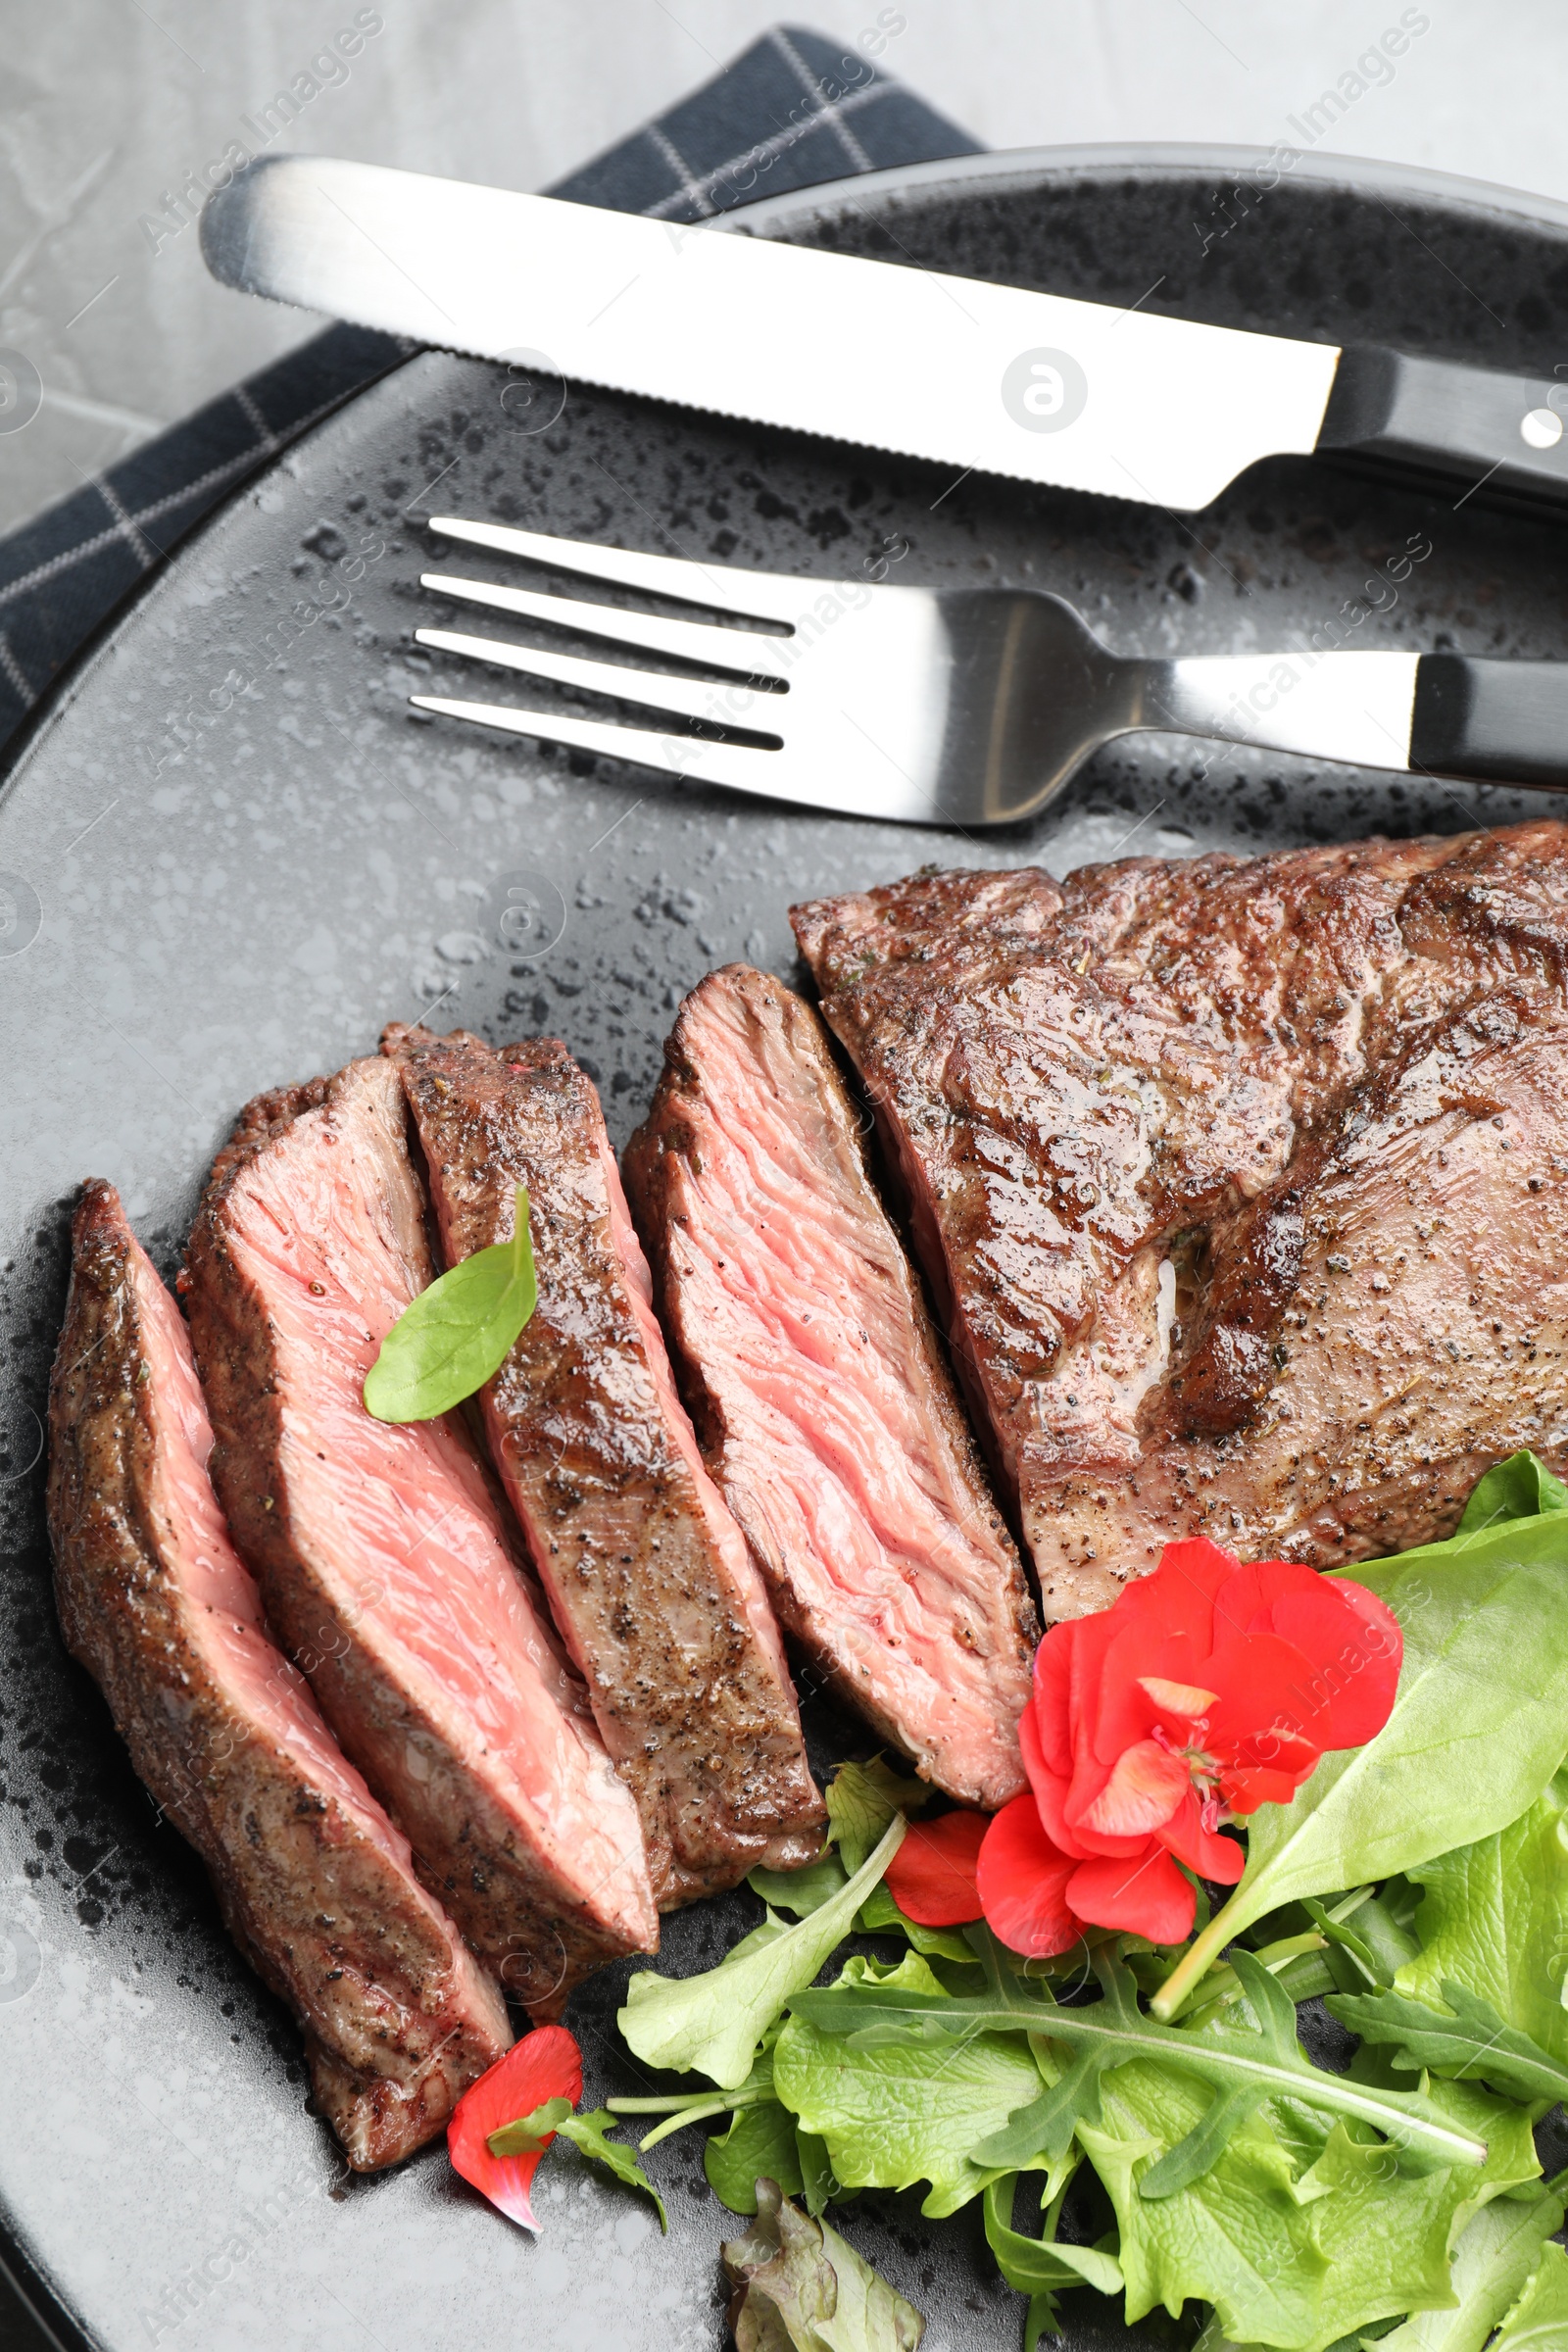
184, 1057, 657, 2007
382, 1023, 823, 1903
624, 968, 1038, 1807
48, 1181, 510, 2170
792, 822, 1568, 1616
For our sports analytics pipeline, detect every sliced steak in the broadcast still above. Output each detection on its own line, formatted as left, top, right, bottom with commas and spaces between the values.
382, 1023, 823, 1904
48, 1181, 510, 2170
623, 967, 1038, 1809
184, 1058, 657, 2006
792, 822, 1568, 1614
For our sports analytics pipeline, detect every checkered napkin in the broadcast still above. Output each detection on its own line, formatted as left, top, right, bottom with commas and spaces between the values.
0, 24, 977, 760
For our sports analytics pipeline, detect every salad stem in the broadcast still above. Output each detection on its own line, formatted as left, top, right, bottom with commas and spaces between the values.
1152, 1897, 1247, 2019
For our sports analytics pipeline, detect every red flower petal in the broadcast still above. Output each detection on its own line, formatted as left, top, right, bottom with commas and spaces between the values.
1153, 1785, 1246, 1882
1118, 1538, 1239, 1641
1220, 1762, 1304, 1813
977, 1795, 1080, 1958
1026, 1707, 1145, 1861
1197, 1631, 1333, 1768
448, 2023, 582, 2230
1212, 1555, 1324, 1639
1264, 1579, 1402, 1748
1066, 1847, 1196, 1944
885, 1810, 988, 1926
1030, 1623, 1077, 1780
1072, 1739, 1189, 1838
1139, 1676, 1219, 1716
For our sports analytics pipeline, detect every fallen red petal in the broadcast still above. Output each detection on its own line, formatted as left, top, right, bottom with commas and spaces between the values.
977, 1794, 1081, 1957
448, 2022, 583, 2230
885, 1810, 989, 1926
1066, 1847, 1197, 1944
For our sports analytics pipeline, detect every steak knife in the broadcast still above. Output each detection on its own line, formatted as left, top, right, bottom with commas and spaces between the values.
204, 155, 1568, 517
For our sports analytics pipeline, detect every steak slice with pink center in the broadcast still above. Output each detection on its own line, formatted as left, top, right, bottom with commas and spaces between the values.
184, 1057, 656, 2010
793, 823, 1568, 1615
623, 967, 1037, 1809
48, 1181, 511, 2170
382, 1023, 823, 1904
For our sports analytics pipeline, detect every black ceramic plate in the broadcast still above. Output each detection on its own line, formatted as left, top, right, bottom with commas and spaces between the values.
5, 143, 1568, 2352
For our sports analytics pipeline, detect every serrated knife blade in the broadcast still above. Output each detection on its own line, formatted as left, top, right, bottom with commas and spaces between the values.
202, 155, 1568, 517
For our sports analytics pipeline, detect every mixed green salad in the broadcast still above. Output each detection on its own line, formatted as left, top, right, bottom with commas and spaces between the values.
465, 1452, 1568, 2352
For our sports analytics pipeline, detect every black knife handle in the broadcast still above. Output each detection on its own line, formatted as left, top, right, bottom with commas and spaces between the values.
1410, 655, 1568, 790
1318, 345, 1568, 512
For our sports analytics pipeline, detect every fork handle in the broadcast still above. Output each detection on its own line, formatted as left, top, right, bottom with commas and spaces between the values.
1409, 655, 1568, 790
1317, 345, 1568, 512
1143, 650, 1568, 791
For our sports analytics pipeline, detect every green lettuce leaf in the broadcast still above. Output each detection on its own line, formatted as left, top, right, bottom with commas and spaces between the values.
1372, 2183, 1565, 2351
1456, 1448, 1568, 1534
706, 2100, 808, 2212
1493, 2240, 1568, 2349
825, 1758, 931, 1873
1155, 1467, 1568, 2017
722, 2179, 924, 2352
1327, 1979, 1568, 2105
1390, 1773, 1568, 2067
1081, 2061, 1539, 2352
774, 1951, 1058, 2220
619, 1816, 905, 2088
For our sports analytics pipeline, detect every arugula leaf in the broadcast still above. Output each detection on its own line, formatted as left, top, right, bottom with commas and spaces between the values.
721, 2179, 924, 2352
796, 1946, 1487, 2185
619, 1817, 906, 2088
1083, 2064, 1539, 2352
364, 1183, 537, 1421
1392, 1773, 1568, 2068
485, 2097, 667, 2229
775, 1949, 1057, 2219
1155, 1476, 1568, 2017
1373, 2184, 1565, 2350
1328, 1980, 1568, 2105
825, 1758, 931, 1874
1493, 2241, 1568, 2349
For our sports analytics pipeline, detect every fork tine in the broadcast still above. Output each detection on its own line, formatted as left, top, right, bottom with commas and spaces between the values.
410, 694, 789, 799
426, 515, 806, 626
414, 627, 785, 732
419, 572, 792, 680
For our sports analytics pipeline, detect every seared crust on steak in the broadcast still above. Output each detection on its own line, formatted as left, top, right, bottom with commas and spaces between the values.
48, 1181, 510, 2169
185, 1058, 658, 2009
383, 1023, 823, 1904
793, 823, 1568, 1614
625, 968, 1037, 1808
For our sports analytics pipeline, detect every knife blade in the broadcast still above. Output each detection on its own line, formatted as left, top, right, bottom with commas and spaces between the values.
202, 155, 1568, 517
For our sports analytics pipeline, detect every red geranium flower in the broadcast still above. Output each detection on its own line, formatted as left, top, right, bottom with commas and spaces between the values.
448, 2023, 582, 2230
977, 1539, 1401, 1955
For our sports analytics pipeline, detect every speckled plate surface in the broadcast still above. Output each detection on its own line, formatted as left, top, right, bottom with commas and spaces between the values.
4, 144, 1568, 2352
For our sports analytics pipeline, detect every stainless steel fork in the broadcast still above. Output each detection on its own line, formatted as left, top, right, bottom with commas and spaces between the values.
410, 517, 1568, 826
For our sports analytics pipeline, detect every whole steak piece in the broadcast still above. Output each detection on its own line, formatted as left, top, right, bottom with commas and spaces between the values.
793, 822, 1568, 1616
48, 1181, 510, 2170
624, 967, 1037, 1809
383, 1023, 822, 1905
184, 1058, 656, 2008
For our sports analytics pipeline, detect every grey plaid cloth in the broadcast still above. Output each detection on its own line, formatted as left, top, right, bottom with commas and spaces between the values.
0, 24, 977, 760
